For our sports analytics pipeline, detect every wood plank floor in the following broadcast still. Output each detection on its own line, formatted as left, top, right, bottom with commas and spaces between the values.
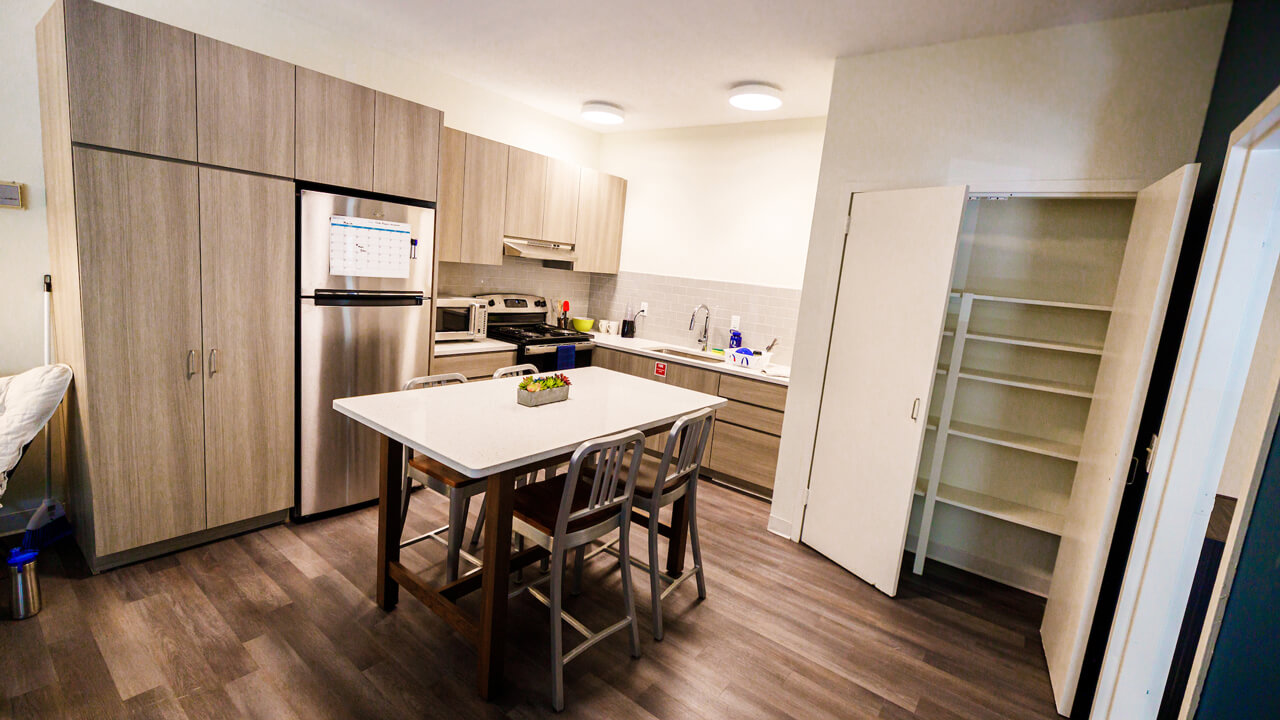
0, 482, 1061, 719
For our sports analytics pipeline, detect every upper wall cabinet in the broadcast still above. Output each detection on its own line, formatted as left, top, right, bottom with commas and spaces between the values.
575, 168, 627, 274
63, 0, 197, 160
196, 37, 294, 177
295, 67, 376, 190
461, 134, 508, 265
543, 158, 581, 248
374, 92, 442, 201
437, 127, 466, 263
504, 147, 548, 240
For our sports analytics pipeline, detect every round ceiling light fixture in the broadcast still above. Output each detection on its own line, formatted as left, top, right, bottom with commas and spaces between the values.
729, 82, 782, 111
581, 101, 625, 125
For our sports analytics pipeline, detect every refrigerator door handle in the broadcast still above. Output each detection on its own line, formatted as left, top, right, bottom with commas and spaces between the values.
310, 290, 425, 307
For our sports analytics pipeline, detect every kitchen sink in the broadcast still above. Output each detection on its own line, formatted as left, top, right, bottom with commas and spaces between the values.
653, 347, 721, 362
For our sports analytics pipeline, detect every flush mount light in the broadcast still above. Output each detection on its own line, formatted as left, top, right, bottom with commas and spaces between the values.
581, 101, 625, 125
729, 82, 782, 111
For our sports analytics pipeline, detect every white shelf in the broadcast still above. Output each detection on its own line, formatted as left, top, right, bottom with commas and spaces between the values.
956, 367, 1094, 398
936, 364, 949, 376
948, 420, 1080, 462
965, 331, 1104, 356
926, 415, 940, 431
913, 476, 1064, 535
968, 292, 1112, 313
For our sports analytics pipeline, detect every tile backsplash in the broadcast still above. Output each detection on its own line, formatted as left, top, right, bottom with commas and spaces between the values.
590, 271, 801, 366
437, 262, 802, 366
436, 258, 593, 318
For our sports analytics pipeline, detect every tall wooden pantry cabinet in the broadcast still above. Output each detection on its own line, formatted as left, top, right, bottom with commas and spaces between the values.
37, 0, 295, 571
799, 167, 1197, 716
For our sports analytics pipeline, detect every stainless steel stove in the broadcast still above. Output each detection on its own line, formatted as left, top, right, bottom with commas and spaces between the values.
475, 293, 594, 371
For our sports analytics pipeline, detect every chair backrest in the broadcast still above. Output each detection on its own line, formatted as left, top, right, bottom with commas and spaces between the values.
556, 429, 646, 539
493, 364, 538, 379
403, 372, 467, 391
653, 408, 716, 498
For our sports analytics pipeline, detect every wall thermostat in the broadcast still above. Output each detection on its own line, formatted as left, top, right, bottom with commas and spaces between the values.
0, 182, 23, 210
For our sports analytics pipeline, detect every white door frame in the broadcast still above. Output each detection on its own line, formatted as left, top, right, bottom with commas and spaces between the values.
1092, 83, 1280, 719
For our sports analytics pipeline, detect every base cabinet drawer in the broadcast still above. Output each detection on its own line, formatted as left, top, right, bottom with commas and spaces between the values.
708, 421, 781, 490
432, 351, 517, 380
719, 373, 788, 411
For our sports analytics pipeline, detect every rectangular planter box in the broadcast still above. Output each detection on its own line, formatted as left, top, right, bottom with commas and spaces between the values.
517, 384, 569, 407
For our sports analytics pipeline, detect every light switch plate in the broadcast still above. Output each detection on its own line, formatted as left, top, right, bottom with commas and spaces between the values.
0, 181, 23, 210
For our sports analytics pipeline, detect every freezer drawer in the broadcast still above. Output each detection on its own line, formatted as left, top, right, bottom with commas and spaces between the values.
298, 298, 431, 516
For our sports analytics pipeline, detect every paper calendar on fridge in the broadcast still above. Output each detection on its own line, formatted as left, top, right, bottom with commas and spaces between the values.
328, 215, 412, 278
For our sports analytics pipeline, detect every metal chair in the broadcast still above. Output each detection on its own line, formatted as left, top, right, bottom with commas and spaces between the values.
509, 429, 645, 711
584, 408, 713, 640
492, 364, 538, 379
399, 372, 482, 582
466, 363, 543, 551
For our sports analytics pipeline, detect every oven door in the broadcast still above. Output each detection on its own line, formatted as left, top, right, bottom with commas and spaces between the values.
521, 342, 595, 372
435, 301, 485, 341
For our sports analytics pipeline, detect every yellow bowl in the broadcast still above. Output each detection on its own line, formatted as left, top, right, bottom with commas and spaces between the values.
571, 317, 595, 332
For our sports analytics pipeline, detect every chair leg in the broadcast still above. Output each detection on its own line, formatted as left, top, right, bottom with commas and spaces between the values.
689, 492, 707, 600
648, 512, 664, 640
446, 490, 466, 583
572, 547, 585, 596
399, 472, 413, 539
550, 544, 566, 712
469, 498, 486, 550
617, 522, 641, 658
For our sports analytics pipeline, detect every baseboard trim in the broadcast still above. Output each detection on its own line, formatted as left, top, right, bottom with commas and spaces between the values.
767, 513, 794, 540
87, 509, 288, 573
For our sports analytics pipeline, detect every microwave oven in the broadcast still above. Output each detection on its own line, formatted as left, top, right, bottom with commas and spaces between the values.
435, 297, 487, 341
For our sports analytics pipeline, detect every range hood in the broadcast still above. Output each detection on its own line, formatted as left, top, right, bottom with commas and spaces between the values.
503, 237, 577, 266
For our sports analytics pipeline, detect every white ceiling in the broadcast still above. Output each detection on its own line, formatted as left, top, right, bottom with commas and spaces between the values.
284, 0, 1221, 132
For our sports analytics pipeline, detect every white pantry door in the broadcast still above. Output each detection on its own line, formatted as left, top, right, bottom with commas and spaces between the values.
800, 186, 967, 596
1038, 165, 1198, 716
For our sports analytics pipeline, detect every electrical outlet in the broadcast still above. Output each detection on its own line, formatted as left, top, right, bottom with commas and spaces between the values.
640, 302, 649, 313
731, 315, 741, 330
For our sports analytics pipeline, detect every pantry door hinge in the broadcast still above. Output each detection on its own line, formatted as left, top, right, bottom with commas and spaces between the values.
801, 487, 811, 507
1145, 433, 1160, 474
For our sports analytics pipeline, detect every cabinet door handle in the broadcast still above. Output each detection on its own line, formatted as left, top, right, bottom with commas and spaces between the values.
186, 349, 198, 379
911, 397, 920, 420
208, 349, 218, 377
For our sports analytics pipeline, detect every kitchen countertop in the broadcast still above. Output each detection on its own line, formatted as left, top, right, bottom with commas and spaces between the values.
589, 333, 791, 387
432, 338, 518, 357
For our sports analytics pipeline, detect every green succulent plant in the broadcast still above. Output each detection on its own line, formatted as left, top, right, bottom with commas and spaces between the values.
518, 373, 572, 392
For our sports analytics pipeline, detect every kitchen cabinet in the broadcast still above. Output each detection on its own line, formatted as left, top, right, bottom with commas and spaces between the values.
374, 92, 442, 201
199, 168, 295, 528
505, 147, 548, 240
196, 36, 295, 177
543, 158, 581, 247
437, 127, 466, 263
709, 423, 781, 491
72, 149, 206, 557
432, 350, 518, 380
574, 168, 627, 274
63, 0, 196, 160
295, 67, 376, 189
461, 134, 509, 265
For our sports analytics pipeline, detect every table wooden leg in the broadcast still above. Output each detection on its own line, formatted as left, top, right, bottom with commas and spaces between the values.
377, 435, 404, 610
666, 494, 689, 576
477, 469, 515, 699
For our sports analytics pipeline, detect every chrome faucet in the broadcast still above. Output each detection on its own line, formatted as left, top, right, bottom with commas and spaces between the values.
690, 304, 711, 350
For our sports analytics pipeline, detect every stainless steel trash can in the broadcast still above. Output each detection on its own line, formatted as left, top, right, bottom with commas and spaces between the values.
8, 549, 41, 619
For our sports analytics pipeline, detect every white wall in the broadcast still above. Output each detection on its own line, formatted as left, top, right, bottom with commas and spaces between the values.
0, 0, 602, 377
770, 5, 1232, 539
597, 117, 827, 289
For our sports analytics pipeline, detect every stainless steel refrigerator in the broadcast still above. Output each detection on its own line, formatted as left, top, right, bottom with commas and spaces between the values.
297, 189, 434, 518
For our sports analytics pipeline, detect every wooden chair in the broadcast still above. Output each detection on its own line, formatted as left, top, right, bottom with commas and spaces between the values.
584, 408, 713, 640
510, 429, 645, 711
399, 372, 482, 582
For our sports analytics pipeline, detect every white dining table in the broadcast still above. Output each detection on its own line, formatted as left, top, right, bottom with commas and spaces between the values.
332, 366, 726, 699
